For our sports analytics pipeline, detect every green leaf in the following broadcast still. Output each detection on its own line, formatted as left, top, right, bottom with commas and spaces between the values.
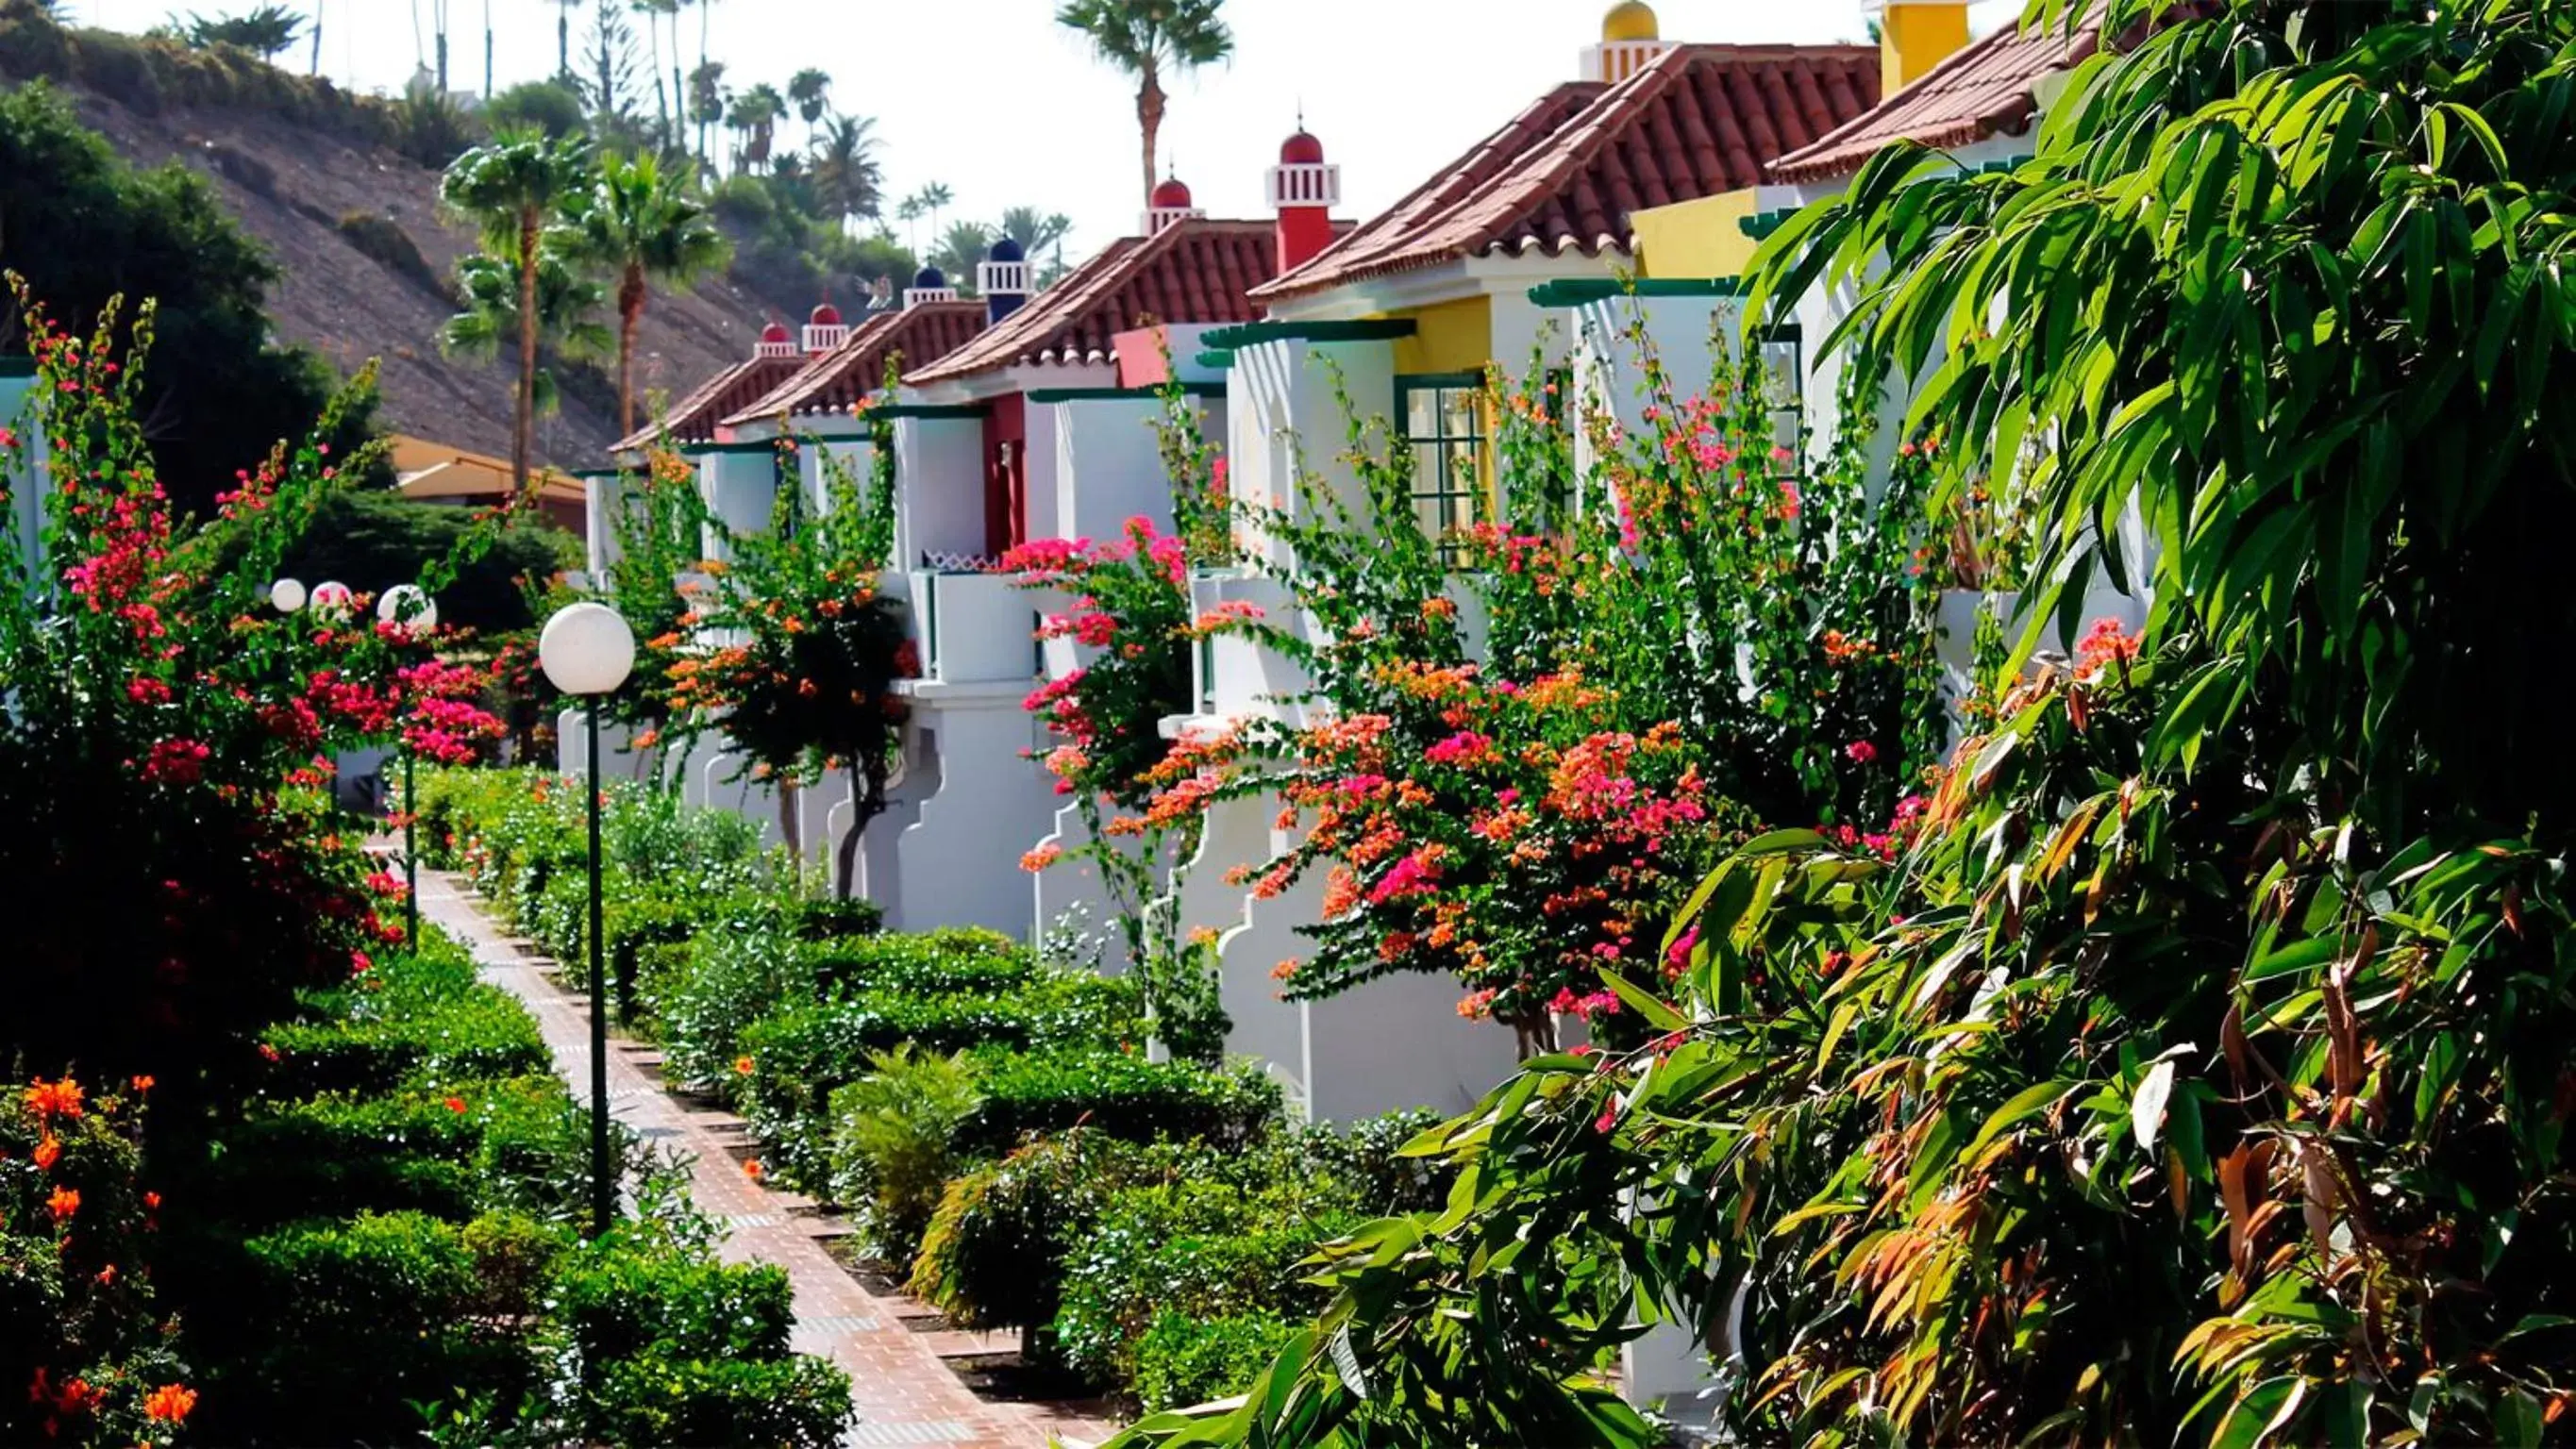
1964, 1079, 2075, 1164
1598, 969, 1687, 1031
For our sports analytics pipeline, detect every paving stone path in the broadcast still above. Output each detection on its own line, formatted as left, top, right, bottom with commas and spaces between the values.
420, 871, 1119, 1449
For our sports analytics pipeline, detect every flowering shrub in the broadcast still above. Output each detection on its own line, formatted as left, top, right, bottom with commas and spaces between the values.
654, 435, 911, 897
1007, 380, 1233, 1058
1, 1076, 190, 1447
0, 279, 501, 1091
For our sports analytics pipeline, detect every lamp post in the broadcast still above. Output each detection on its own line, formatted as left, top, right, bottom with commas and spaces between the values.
537, 602, 636, 1239
379, 585, 439, 952
269, 577, 308, 614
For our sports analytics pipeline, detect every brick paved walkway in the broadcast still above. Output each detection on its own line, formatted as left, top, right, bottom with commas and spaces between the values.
420, 872, 1118, 1449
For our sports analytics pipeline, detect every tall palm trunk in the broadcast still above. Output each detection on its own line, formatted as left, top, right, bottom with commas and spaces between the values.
1136, 66, 1164, 207
616, 261, 646, 440
513, 208, 541, 494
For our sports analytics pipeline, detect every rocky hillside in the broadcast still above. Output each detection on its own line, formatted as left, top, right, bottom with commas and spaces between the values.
1, 23, 808, 471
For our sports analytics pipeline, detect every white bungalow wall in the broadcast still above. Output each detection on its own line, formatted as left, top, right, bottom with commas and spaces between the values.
1224, 336, 1398, 574
1047, 396, 1179, 543
892, 414, 986, 566
696, 448, 780, 562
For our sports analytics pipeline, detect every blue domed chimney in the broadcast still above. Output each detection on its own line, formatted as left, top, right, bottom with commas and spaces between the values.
904, 265, 957, 308
979, 238, 1031, 325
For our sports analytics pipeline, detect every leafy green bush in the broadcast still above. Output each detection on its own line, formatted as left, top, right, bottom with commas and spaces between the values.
799, 926, 1028, 995
1052, 1177, 1356, 1394
1292, 1108, 1453, 1215
825, 1045, 984, 1255
551, 1231, 796, 1363
735, 976, 1141, 1188
958, 1050, 1281, 1157
210, 1077, 588, 1225
263, 946, 550, 1093
910, 1132, 1198, 1348
589, 1354, 853, 1449
233, 1210, 534, 1441
1130, 1310, 1298, 1415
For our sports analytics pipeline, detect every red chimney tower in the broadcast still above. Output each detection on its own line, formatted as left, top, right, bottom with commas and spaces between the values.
1267, 123, 1340, 274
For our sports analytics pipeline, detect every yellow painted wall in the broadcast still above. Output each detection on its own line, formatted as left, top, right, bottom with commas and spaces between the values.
1632, 189, 1758, 279
1383, 295, 1494, 375
1882, 1, 1969, 93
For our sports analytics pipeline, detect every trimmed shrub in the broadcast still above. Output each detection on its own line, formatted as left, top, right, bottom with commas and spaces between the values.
263, 958, 549, 1095
552, 1233, 797, 1363
800, 926, 1029, 996
1052, 1175, 1359, 1393
958, 1050, 1282, 1158
231, 1210, 533, 1441
1131, 1310, 1299, 1414
1293, 1108, 1455, 1215
590, 1354, 853, 1449
735, 978, 1141, 1189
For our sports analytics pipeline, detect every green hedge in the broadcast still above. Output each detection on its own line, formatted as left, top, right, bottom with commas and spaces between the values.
1132, 1310, 1300, 1415
958, 1050, 1282, 1157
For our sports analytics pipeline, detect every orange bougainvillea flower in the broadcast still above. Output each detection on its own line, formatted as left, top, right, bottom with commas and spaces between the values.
23, 1078, 83, 1121
733, 1056, 755, 1076
96, 1263, 117, 1286
142, 1384, 195, 1423
46, 1187, 79, 1223
742, 1159, 763, 1181
31, 1136, 60, 1170
129, 1075, 154, 1094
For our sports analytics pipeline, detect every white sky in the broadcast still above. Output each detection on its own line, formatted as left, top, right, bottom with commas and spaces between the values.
64, 0, 2020, 269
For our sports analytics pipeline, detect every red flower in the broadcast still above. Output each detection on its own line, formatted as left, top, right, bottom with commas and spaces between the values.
22, 1079, 83, 1121
46, 1187, 79, 1223
31, 1136, 60, 1170
443, 1096, 467, 1114
349, 949, 374, 976
1844, 740, 1879, 765
142, 1384, 196, 1424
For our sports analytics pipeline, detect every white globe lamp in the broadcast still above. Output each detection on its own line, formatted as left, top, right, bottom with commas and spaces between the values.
539, 602, 636, 697
269, 577, 308, 614
309, 580, 355, 618
376, 584, 439, 634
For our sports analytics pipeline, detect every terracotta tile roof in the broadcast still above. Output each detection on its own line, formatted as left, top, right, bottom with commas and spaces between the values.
718, 301, 988, 427
1766, 11, 2099, 183
612, 350, 811, 455
906, 218, 1314, 386
1253, 43, 1879, 305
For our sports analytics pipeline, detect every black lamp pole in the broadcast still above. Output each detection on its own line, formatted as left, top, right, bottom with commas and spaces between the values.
586, 704, 611, 1239
402, 744, 419, 950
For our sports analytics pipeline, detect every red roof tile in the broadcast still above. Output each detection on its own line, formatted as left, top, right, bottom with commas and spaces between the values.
1766, 11, 2098, 183
612, 350, 811, 455
907, 219, 1318, 386
718, 301, 988, 427
1254, 43, 1878, 305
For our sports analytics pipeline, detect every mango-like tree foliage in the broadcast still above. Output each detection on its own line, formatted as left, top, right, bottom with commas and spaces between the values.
1107, 2, 2576, 1443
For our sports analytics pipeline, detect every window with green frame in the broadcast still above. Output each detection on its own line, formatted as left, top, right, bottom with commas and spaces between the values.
1755, 325, 1803, 476
1397, 373, 1486, 558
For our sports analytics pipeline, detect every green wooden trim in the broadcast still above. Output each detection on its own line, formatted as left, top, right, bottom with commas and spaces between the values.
1197, 318, 1417, 354
0, 355, 33, 379
1395, 371, 1487, 392
680, 439, 781, 457
1526, 276, 1748, 309
1027, 381, 1223, 404
1737, 208, 1798, 241
1194, 350, 1236, 371
867, 403, 990, 421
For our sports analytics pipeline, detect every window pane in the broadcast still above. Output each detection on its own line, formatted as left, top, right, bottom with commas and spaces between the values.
1413, 492, 1446, 541
1407, 389, 1440, 436
1413, 441, 1443, 492
1770, 408, 1799, 463
1443, 389, 1479, 440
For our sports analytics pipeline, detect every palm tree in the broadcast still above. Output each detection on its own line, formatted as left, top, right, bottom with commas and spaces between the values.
633, 0, 676, 146
912, 181, 954, 236
686, 59, 726, 171
787, 68, 831, 148
441, 240, 613, 424
811, 114, 885, 225
182, 4, 305, 60
556, 0, 577, 78
731, 82, 784, 175
566, 151, 730, 440
1056, 0, 1231, 207
928, 221, 995, 295
440, 129, 596, 494
895, 193, 927, 254
998, 206, 1074, 283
